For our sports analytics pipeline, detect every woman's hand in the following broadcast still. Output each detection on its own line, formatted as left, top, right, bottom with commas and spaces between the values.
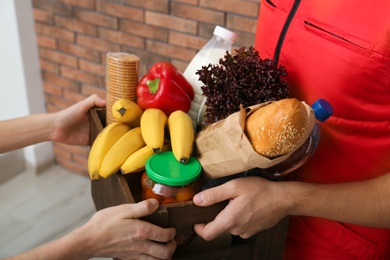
79, 199, 177, 259
10, 199, 177, 260
50, 94, 106, 146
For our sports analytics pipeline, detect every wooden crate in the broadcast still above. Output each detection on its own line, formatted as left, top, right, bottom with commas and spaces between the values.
89, 108, 289, 259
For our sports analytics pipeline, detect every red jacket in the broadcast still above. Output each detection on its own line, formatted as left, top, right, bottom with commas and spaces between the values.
255, 0, 390, 258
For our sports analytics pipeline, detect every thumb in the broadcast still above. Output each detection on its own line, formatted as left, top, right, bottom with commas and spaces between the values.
125, 199, 160, 219
87, 94, 106, 108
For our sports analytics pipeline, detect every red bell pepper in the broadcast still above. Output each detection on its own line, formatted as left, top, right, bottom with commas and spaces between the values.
136, 62, 194, 116
148, 62, 194, 100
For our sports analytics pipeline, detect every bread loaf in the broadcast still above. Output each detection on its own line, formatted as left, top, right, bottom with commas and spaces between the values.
245, 98, 308, 158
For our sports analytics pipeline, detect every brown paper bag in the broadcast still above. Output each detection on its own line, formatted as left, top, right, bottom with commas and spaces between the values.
194, 101, 315, 179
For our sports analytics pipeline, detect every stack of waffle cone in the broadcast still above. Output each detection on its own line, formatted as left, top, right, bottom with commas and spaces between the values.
106, 52, 140, 124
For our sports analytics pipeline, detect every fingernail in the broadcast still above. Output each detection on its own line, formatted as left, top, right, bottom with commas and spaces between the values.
149, 198, 159, 207
194, 192, 205, 205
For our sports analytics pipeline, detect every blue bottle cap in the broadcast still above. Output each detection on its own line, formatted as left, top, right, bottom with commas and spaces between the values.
312, 99, 333, 122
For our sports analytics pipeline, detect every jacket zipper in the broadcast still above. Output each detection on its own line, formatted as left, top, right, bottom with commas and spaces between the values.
274, 0, 301, 63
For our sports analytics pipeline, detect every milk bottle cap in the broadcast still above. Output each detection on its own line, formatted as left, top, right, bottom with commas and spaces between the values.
214, 25, 237, 43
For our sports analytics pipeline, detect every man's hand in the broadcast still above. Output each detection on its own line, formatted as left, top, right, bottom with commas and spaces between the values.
193, 176, 291, 240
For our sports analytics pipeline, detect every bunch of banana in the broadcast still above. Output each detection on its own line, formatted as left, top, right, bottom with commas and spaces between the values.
168, 110, 194, 164
88, 122, 131, 180
88, 106, 196, 180
99, 127, 145, 178
88, 124, 146, 179
111, 98, 143, 127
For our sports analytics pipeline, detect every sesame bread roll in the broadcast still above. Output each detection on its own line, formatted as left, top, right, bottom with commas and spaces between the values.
245, 98, 308, 158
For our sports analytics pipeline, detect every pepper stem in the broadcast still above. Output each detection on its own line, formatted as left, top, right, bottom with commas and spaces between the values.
146, 78, 160, 94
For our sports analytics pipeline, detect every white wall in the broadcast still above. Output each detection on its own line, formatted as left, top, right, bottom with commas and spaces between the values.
0, 0, 53, 175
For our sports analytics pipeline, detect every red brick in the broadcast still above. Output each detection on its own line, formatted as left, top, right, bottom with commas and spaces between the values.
39, 47, 78, 68
55, 142, 89, 156
32, 0, 72, 16
77, 34, 121, 52
146, 40, 195, 62
171, 59, 190, 73
145, 11, 197, 34
234, 31, 256, 48
120, 47, 167, 72
71, 145, 90, 157
59, 0, 95, 9
74, 9, 118, 29
35, 23, 75, 42
58, 41, 100, 62
82, 84, 107, 99
40, 59, 59, 74
99, 28, 144, 49
120, 20, 168, 42
46, 95, 76, 110
36, 35, 57, 49
56, 157, 88, 176
60, 66, 103, 86
200, 0, 259, 17
64, 144, 89, 155
42, 71, 81, 91
53, 143, 72, 160
55, 16, 98, 36
226, 14, 258, 34
198, 23, 219, 38
171, 3, 225, 25
33, 9, 53, 24
43, 81, 63, 96
78, 59, 106, 77
54, 143, 90, 176
172, 0, 198, 5
72, 153, 88, 170
97, 0, 144, 21
139, 65, 148, 78
63, 89, 90, 104
120, 0, 169, 13
46, 102, 60, 113
169, 31, 208, 50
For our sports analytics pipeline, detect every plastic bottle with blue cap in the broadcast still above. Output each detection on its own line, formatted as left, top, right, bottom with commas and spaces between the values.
203, 98, 334, 189
255, 98, 334, 180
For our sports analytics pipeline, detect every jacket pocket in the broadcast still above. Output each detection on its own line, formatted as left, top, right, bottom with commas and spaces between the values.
303, 18, 386, 58
265, 0, 277, 7
262, 0, 293, 11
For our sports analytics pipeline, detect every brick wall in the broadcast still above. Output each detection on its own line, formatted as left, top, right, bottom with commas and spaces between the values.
32, 0, 260, 176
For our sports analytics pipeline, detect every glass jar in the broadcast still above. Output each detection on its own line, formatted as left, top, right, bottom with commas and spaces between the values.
141, 151, 203, 246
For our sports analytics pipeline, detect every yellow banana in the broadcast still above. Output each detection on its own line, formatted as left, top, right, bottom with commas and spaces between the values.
168, 110, 194, 164
88, 122, 131, 180
120, 141, 171, 175
140, 108, 167, 153
111, 98, 143, 127
99, 127, 145, 178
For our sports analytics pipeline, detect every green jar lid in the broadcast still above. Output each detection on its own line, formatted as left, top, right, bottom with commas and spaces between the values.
145, 151, 202, 186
